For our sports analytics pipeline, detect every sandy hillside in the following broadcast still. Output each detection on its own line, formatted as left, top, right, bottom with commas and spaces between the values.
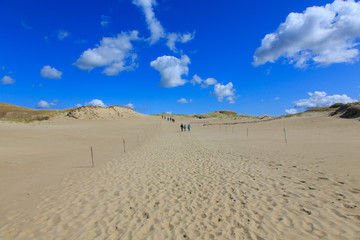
0, 102, 58, 120
66, 106, 144, 120
0, 114, 359, 239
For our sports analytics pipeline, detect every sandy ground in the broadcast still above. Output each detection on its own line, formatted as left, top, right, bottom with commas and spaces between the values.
0, 115, 359, 239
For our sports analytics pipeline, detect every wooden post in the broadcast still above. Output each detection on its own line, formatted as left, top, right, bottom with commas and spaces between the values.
123, 139, 126, 152
90, 146, 94, 168
283, 128, 288, 143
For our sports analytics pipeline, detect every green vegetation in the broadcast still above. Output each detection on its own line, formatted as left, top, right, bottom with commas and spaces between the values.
330, 103, 347, 108
0, 102, 67, 123
154, 110, 262, 120
303, 106, 336, 113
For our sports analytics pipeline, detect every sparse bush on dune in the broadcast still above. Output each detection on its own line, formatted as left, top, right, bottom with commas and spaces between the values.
330, 102, 360, 118
330, 103, 347, 108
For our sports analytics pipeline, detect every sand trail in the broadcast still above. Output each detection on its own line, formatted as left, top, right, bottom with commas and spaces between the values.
1, 118, 360, 239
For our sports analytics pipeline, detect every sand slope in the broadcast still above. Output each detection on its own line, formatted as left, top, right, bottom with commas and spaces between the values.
67, 106, 143, 120
0, 115, 359, 239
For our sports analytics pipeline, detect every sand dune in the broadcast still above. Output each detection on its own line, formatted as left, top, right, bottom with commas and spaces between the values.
0, 115, 359, 239
67, 106, 144, 120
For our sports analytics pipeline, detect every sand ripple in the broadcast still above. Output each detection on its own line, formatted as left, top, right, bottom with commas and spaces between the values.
1, 129, 359, 239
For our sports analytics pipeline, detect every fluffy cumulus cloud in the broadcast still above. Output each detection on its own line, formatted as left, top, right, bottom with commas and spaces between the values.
74, 31, 139, 76
132, 0, 165, 44
190, 74, 236, 103
150, 55, 190, 87
40, 65, 62, 79
36, 100, 51, 109
293, 91, 357, 108
253, 0, 360, 68
125, 103, 135, 109
285, 108, 298, 114
213, 82, 236, 104
1, 76, 15, 85
177, 98, 192, 104
36, 100, 57, 109
85, 99, 107, 107
203, 78, 217, 87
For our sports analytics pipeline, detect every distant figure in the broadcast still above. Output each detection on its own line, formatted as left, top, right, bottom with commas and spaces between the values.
188, 124, 191, 132
183, 124, 186, 132
172, 118, 175, 123
180, 124, 183, 132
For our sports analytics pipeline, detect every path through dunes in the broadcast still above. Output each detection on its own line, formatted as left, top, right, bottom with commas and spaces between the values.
1, 117, 360, 239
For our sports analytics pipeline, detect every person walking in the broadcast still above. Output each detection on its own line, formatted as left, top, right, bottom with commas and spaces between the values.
180, 124, 183, 132
188, 124, 191, 132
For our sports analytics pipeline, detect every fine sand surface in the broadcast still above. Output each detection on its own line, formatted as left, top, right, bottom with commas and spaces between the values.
0, 115, 360, 239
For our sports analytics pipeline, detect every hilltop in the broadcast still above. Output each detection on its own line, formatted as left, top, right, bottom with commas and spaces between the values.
0, 102, 62, 121
2, 102, 359, 123
0, 103, 143, 122
67, 105, 143, 120
156, 110, 268, 120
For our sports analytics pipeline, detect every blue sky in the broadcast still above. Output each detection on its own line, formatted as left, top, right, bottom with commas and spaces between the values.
0, 0, 359, 115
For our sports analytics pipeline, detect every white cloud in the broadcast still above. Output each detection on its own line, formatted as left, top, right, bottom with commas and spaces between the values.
275, 97, 280, 100
150, 55, 190, 88
85, 99, 107, 107
1, 76, 15, 85
285, 108, 298, 114
75, 104, 82, 108
191, 74, 203, 85
74, 31, 139, 76
125, 103, 135, 109
190, 74, 218, 88
253, 0, 360, 67
294, 91, 357, 108
166, 111, 172, 114
58, 30, 70, 40
213, 82, 236, 104
36, 100, 51, 109
166, 32, 195, 51
133, 0, 194, 50
203, 78, 217, 86
177, 98, 192, 104
101, 15, 110, 27
132, 0, 165, 44
40, 65, 62, 79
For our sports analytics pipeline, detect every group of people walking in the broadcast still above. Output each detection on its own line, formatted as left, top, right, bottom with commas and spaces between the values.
180, 123, 191, 132
162, 116, 175, 122
161, 115, 191, 132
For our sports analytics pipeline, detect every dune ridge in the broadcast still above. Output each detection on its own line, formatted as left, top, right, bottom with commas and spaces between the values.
67, 106, 143, 120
